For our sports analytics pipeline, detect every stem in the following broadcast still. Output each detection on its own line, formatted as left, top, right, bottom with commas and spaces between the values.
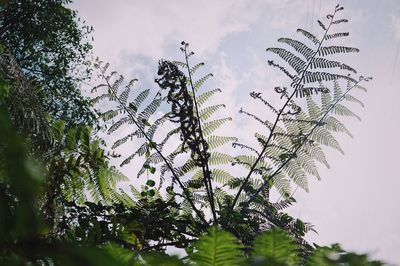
183, 46, 217, 222
229, 7, 338, 215
99, 70, 209, 227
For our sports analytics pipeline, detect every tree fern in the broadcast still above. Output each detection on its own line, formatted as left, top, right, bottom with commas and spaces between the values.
230, 4, 371, 214
87, 4, 372, 256
92, 58, 209, 226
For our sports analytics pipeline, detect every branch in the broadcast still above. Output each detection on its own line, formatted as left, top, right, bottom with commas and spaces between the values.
182, 43, 217, 222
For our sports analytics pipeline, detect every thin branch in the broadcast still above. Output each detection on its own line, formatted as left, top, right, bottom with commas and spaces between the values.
141, 239, 194, 251
183, 44, 217, 222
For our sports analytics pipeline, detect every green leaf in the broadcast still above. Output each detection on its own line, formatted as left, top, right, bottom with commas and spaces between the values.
252, 228, 299, 266
149, 167, 156, 174
148, 189, 155, 197
142, 119, 151, 126
146, 179, 155, 187
190, 227, 243, 266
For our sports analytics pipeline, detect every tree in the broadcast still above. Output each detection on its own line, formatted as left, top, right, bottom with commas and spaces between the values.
0, 0, 96, 127
0, 2, 384, 265
91, 4, 372, 253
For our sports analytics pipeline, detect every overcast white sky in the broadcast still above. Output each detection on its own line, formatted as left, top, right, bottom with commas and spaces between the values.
72, 0, 400, 264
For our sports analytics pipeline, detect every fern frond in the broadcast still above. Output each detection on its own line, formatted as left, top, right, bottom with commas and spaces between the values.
193, 73, 213, 91
344, 93, 364, 107
266, 47, 307, 74
318, 45, 359, 57
119, 80, 135, 105
129, 89, 150, 114
278, 37, 315, 61
303, 71, 357, 84
331, 104, 361, 121
209, 152, 234, 166
190, 62, 205, 75
310, 57, 356, 73
101, 108, 123, 122
207, 135, 238, 150
197, 88, 222, 106
310, 126, 344, 154
297, 28, 320, 45
190, 227, 243, 266
252, 228, 299, 265
323, 116, 353, 137
203, 117, 232, 136
271, 172, 291, 198
137, 96, 163, 125
108, 117, 131, 134
199, 104, 226, 121
90, 93, 113, 104
325, 32, 349, 40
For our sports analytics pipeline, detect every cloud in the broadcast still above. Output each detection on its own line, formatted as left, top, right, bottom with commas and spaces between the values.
391, 14, 400, 41
72, 0, 266, 64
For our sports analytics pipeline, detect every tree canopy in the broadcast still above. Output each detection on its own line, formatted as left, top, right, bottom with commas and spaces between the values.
0, 0, 96, 127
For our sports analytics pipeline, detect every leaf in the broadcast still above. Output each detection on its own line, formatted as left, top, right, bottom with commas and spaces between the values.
146, 179, 156, 187
318, 46, 359, 57
267, 47, 307, 74
251, 228, 299, 266
278, 37, 315, 61
317, 20, 326, 30
297, 28, 320, 45
190, 227, 243, 266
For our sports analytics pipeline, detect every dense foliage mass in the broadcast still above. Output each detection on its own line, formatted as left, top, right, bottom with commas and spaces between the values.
0, 0, 96, 127
0, 1, 384, 265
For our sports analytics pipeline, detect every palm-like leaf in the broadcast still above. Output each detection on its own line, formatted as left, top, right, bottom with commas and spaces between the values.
190, 227, 243, 266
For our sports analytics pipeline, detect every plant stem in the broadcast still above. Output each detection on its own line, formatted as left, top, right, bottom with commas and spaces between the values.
183, 46, 217, 223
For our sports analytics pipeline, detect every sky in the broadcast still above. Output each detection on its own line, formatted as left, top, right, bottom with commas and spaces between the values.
72, 0, 400, 264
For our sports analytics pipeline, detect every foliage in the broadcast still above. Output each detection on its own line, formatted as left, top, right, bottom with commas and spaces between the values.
190, 227, 243, 266
0, 0, 96, 127
0, 2, 386, 266
91, 4, 372, 254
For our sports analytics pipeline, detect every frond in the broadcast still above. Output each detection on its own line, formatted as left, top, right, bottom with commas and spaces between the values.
251, 228, 299, 265
297, 28, 320, 45
318, 45, 359, 57
193, 73, 213, 91
203, 117, 232, 136
266, 47, 307, 74
199, 104, 226, 121
323, 116, 353, 137
303, 71, 357, 84
310, 57, 356, 73
207, 135, 238, 150
137, 96, 163, 125
129, 89, 150, 114
310, 126, 344, 154
190, 227, 243, 266
197, 88, 222, 106
190, 62, 205, 75
344, 94, 364, 107
278, 37, 315, 61
281, 160, 309, 192
325, 32, 349, 40
209, 152, 234, 166
331, 104, 361, 121
108, 117, 131, 134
